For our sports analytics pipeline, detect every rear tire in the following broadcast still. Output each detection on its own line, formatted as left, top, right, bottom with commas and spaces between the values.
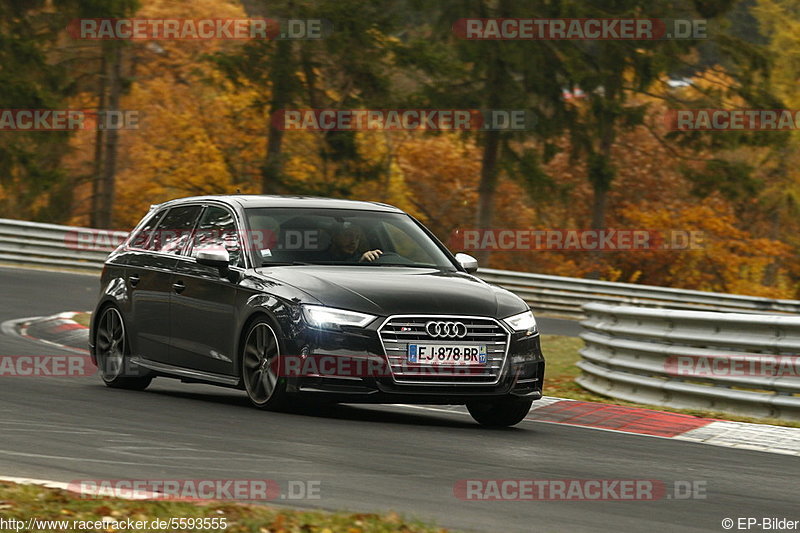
95, 306, 152, 391
467, 397, 533, 427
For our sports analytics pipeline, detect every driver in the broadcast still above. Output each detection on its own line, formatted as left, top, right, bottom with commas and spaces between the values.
329, 223, 383, 262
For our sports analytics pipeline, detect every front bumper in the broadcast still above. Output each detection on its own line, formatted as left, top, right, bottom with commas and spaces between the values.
281, 317, 545, 404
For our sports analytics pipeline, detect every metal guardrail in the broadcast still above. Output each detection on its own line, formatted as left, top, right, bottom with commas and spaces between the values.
0, 218, 124, 271
578, 302, 800, 421
478, 269, 800, 317
2, 217, 800, 316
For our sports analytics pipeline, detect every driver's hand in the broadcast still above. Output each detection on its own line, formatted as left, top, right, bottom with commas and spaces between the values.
360, 249, 383, 262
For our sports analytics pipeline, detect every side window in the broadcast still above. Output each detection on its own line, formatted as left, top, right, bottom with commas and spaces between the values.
128, 210, 165, 250
151, 205, 202, 254
189, 206, 243, 267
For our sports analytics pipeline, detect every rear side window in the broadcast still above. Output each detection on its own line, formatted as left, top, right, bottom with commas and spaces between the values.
188, 206, 243, 267
128, 210, 164, 250
151, 205, 202, 254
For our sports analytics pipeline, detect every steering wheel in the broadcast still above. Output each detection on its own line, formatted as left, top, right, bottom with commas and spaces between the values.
369, 251, 412, 264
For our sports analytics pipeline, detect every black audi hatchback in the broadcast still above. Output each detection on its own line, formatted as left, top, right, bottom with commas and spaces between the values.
90, 196, 544, 426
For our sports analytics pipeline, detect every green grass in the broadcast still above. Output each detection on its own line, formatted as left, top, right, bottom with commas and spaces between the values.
72, 312, 91, 328
0, 481, 448, 533
540, 334, 800, 428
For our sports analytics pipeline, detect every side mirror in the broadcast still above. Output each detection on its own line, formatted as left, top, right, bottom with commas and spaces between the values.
455, 252, 478, 273
196, 249, 230, 271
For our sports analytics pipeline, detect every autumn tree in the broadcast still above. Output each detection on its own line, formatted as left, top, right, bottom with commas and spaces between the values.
749, 0, 800, 282
216, 0, 412, 196
0, 0, 80, 221
399, 0, 570, 264
95, 0, 263, 227
75, 0, 140, 229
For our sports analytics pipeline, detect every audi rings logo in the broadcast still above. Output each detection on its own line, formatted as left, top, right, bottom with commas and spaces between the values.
425, 321, 468, 338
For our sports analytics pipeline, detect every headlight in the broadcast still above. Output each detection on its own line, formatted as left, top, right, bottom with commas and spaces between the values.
503, 310, 537, 332
302, 305, 377, 329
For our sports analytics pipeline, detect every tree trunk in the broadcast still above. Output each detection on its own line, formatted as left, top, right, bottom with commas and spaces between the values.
381, 131, 394, 202
475, 129, 501, 265
762, 207, 781, 286
262, 38, 293, 194
238, 0, 294, 194
586, 180, 608, 279
590, 123, 615, 231
587, 121, 615, 278
97, 43, 123, 229
590, 185, 607, 231
90, 49, 108, 228
474, 33, 504, 266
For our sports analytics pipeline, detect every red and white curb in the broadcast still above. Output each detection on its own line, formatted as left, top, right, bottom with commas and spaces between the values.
0, 476, 72, 492
526, 397, 800, 456
675, 421, 800, 455
404, 397, 800, 456
1, 312, 90, 354
0, 476, 161, 499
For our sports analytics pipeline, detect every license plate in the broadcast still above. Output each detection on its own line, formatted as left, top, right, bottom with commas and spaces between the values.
407, 344, 487, 365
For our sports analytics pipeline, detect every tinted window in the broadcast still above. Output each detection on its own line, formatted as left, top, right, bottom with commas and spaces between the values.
151, 205, 202, 254
244, 207, 455, 269
189, 206, 243, 267
128, 209, 165, 250
383, 221, 438, 263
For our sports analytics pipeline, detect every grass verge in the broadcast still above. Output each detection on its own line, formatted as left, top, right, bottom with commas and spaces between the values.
0, 481, 448, 533
72, 312, 91, 328
540, 334, 800, 429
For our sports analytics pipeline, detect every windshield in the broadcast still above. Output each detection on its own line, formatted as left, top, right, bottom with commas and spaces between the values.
244, 207, 456, 270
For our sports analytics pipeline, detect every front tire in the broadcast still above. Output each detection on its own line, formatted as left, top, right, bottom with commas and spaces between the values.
241, 319, 289, 410
467, 397, 533, 427
95, 306, 152, 390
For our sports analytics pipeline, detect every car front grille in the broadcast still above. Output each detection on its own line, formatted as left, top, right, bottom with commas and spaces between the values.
377, 315, 509, 385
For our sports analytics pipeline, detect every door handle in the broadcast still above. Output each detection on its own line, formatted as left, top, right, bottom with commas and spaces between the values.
128, 274, 140, 287
172, 280, 186, 294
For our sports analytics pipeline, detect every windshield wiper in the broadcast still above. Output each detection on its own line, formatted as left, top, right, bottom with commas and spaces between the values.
372, 263, 440, 269
258, 261, 313, 266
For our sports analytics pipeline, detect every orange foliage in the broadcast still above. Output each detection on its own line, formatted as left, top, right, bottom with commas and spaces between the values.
535, 96, 797, 297
66, 0, 262, 229
58, 1, 799, 298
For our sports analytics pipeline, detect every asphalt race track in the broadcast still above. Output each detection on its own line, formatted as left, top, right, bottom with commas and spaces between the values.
0, 265, 797, 532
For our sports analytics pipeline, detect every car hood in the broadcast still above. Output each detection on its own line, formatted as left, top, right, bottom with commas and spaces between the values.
253, 266, 527, 318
